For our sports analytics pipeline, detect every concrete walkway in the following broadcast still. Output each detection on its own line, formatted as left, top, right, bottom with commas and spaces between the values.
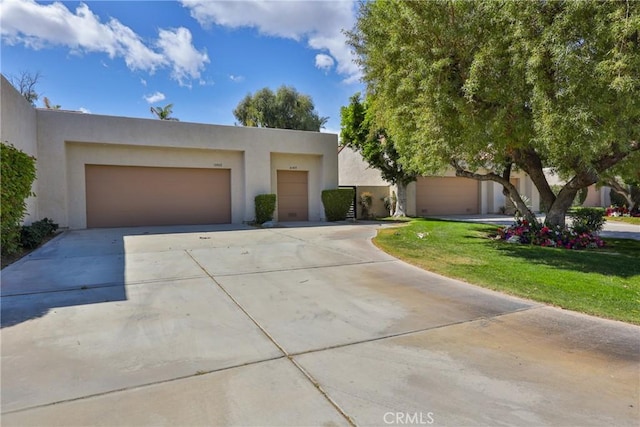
1, 223, 638, 426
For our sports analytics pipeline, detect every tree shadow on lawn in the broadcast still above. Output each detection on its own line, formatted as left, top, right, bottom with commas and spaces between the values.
491, 239, 640, 279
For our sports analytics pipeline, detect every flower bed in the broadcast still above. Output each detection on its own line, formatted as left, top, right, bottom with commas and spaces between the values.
606, 206, 640, 217
497, 219, 604, 250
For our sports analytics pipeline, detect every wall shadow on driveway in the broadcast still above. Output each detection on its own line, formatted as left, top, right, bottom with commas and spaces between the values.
0, 224, 253, 328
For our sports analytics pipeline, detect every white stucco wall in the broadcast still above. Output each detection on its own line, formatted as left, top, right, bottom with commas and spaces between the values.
0, 76, 338, 228
0, 75, 39, 224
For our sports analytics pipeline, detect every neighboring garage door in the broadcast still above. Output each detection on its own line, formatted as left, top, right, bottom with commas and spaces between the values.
416, 177, 479, 216
277, 170, 308, 221
85, 165, 231, 228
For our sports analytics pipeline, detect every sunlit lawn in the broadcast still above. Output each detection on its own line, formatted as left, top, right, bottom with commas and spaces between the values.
606, 216, 640, 226
374, 218, 640, 324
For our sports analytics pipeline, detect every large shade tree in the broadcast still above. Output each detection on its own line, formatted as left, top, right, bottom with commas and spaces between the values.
341, 93, 416, 216
349, 0, 639, 227
234, 85, 328, 131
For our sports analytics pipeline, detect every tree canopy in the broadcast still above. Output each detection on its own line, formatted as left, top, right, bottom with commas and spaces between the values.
233, 85, 328, 131
340, 92, 416, 216
349, 0, 639, 227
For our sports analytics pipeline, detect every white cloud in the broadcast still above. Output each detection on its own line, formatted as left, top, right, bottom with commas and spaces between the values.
315, 53, 334, 71
143, 91, 166, 104
1, 0, 209, 85
140, 78, 147, 86
181, 0, 361, 83
229, 74, 245, 83
78, 107, 91, 114
157, 27, 209, 86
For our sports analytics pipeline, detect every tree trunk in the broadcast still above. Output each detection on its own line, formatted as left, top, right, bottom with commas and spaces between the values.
450, 161, 538, 224
393, 182, 408, 217
545, 187, 579, 228
503, 184, 538, 225
604, 178, 634, 208
512, 148, 556, 213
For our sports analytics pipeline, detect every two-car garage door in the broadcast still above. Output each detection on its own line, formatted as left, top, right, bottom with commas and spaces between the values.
85, 165, 231, 228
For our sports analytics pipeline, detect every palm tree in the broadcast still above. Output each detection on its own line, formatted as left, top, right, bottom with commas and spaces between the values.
150, 103, 179, 121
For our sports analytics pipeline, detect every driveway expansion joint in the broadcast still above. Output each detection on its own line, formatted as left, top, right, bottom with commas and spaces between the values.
0, 355, 287, 416
206, 259, 397, 278
288, 304, 542, 358
185, 249, 357, 427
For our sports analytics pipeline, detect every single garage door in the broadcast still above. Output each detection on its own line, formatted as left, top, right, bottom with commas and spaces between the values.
416, 177, 479, 216
277, 170, 308, 221
86, 165, 231, 228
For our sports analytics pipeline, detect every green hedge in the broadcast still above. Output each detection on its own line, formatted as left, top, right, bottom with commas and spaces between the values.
570, 207, 606, 234
255, 194, 277, 224
1, 142, 37, 256
322, 188, 355, 221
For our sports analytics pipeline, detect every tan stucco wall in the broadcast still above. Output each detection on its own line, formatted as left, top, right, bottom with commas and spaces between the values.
341, 147, 543, 216
0, 75, 39, 224
0, 77, 338, 228
338, 146, 388, 186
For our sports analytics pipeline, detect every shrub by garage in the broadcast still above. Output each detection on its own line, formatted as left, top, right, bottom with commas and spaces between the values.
1, 142, 36, 256
322, 188, 355, 221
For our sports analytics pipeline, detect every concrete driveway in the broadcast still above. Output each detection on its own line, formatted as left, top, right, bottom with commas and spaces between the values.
1, 223, 638, 426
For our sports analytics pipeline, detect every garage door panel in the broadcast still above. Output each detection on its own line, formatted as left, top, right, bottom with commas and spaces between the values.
86, 165, 231, 228
416, 177, 479, 215
277, 171, 308, 221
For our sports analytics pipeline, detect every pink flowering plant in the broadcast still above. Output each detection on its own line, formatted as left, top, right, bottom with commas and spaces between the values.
497, 218, 605, 250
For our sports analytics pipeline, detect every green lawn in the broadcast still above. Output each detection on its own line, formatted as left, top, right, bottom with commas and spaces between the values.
606, 216, 640, 226
373, 218, 640, 324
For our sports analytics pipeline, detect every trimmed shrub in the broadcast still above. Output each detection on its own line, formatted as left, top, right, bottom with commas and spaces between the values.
1, 142, 37, 256
21, 218, 58, 249
322, 188, 355, 221
255, 194, 276, 224
570, 207, 606, 234
359, 191, 373, 219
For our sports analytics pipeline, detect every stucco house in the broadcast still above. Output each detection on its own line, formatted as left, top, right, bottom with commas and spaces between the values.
339, 146, 543, 218
0, 75, 338, 229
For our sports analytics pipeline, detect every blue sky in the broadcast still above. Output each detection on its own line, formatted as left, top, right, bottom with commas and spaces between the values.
1, 0, 364, 134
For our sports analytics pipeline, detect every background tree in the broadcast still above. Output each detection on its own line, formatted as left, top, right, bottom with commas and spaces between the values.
340, 93, 416, 216
600, 155, 640, 211
9, 71, 41, 106
150, 104, 179, 121
349, 0, 639, 228
43, 97, 61, 110
233, 86, 328, 131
